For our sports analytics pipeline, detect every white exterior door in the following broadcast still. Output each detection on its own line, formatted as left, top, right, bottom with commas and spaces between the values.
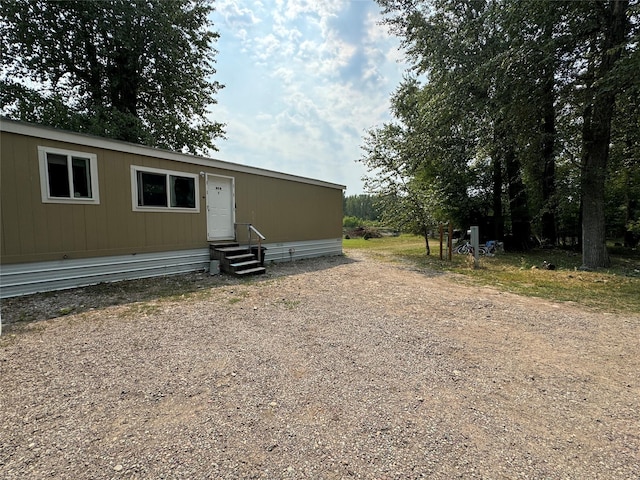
206, 174, 235, 241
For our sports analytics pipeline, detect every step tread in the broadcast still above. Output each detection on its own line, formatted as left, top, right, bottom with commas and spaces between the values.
226, 253, 255, 261
230, 260, 260, 268
235, 267, 266, 276
216, 247, 249, 253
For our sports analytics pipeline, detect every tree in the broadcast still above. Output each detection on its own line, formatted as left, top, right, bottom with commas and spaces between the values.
373, 0, 638, 265
375, 0, 538, 248
343, 194, 382, 222
1, 0, 224, 154
575, 0, 632, 268
360, 123, 439, 255
608, 82, 640, 247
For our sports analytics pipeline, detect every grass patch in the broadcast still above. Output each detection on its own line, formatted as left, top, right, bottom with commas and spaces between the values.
57, 306, 76, 316
344, 235, 640, 314
122, 302, 163, 318
344, 235, 431, 262
279, 298, 301, 310
227, 289, 250, 305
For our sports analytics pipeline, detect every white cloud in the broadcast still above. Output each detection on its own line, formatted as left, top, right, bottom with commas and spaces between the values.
273, 23, 302, 42
272, 66, 295, 84
216, 0, 261, 30
364, 8, 391, 42
299, 37, 356, 79
210, 0, 409, 193
254, 33, 281, 61
275, 0, 342, 22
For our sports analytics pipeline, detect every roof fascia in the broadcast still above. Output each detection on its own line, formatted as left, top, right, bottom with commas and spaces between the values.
0, 119, 346, 191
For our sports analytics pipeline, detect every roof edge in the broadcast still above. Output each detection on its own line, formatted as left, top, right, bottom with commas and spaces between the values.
0, 118, 346, 191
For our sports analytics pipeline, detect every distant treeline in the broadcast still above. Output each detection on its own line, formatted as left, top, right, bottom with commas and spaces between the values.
343, 194, 382, 222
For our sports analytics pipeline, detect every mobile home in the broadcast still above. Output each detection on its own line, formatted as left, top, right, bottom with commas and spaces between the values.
0, 119, 344, 297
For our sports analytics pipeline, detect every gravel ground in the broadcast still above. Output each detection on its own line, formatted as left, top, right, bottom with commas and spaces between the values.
1, 249, 639, 479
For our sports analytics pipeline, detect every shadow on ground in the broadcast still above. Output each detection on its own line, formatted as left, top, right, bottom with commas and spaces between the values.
0, 254, 358, 333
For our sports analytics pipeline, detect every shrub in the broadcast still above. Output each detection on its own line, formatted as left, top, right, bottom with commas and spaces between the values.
343, 216, 362, 229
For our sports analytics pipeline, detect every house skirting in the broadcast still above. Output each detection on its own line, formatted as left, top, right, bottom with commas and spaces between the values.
261, 238, 343, 263
0, 239, 342, 298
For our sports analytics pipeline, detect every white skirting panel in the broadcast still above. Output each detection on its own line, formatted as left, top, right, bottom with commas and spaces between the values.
0, 249, 210, 299
0, 239, 343, 298
262, 238, 343, 263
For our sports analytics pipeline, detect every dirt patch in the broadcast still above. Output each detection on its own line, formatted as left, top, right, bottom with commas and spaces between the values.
1, 250, 639, 479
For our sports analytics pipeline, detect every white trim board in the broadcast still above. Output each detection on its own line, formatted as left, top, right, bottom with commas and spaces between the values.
1, 118, 346, 191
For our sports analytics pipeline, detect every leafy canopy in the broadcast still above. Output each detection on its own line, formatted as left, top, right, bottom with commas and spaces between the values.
366, 0, 639, 266
1, 0, 225, 154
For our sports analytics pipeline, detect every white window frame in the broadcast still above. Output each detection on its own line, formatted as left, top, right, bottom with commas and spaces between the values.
38, 146, 100, 204
131, 165, 200, 213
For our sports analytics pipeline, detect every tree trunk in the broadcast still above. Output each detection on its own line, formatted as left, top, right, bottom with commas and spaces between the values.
492, 156, 504, 241
580, 0, 629, 269
505, 144, 532, 250
423, 225, 431, 256
581, 98, 611, 268
540, 63, 556, 244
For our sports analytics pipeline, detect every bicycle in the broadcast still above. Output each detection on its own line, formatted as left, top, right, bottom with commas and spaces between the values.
453, 241, 487, 256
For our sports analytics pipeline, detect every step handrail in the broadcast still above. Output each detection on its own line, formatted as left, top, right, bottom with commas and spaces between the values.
248, 224, 266, 240
234, 223, 266, 263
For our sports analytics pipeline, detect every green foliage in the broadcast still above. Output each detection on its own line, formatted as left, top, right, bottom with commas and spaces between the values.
1, 0, 224, 154
607, 82, 640, 246
343, 216, 362, 229
629, 220, 640, 235
370, 0, 639, 267
343, 194, 382, 221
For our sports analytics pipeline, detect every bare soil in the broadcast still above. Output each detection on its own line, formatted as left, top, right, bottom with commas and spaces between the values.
1, 249, 639, 479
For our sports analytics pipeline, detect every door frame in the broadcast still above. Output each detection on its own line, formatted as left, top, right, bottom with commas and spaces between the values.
206, 173, 236, 241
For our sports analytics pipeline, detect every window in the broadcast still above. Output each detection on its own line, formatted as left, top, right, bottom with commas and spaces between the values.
131, 166, 199, 212
38, 147, 100, 204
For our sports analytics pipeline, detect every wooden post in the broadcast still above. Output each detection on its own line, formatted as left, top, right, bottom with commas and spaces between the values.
448, 222, 453, 261
471, 225, 480, 268
439, 223, 444, 260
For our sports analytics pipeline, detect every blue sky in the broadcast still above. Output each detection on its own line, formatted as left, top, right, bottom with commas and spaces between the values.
208, 0, 407, 194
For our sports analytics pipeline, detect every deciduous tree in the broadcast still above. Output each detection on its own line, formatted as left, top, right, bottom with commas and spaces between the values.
575, 0, 632, 268
1, 0, 224, 154
372, 0, 638, 266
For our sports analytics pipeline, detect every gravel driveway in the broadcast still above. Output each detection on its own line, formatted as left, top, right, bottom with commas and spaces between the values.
1, 249, 639, 479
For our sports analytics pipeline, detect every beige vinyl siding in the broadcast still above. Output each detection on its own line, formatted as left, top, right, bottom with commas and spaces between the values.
234, 174, 342, 243
1, 133, 207, 264
1, 129, 343, 266
2, 132, 41, 260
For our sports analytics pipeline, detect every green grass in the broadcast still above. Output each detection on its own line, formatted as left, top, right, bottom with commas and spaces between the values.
344, 235, 640, 314
279, 298, 301, 310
